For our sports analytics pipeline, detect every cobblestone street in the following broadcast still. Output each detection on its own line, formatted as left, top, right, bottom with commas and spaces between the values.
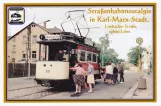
7, 71, 143, 100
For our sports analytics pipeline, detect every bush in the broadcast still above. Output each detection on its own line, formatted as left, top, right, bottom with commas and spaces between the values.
123, 64, 129, 70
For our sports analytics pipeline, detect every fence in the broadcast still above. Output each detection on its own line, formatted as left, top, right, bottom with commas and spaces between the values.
7, 63, 36, 78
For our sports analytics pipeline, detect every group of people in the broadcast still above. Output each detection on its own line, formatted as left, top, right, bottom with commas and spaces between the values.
55, 49, 125, 94
104, 61, 124, 85
55, 49, 95, 94
70, 61, 95, 94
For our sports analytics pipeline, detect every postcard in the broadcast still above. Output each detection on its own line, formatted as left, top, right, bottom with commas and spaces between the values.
4, 3, 156, 102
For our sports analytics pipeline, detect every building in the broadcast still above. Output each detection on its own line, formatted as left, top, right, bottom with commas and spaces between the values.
7, 22, 63, 63
7, 36, 11, 40
141, 45, 152, 70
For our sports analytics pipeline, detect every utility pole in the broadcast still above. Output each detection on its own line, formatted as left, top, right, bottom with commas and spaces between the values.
138, 44, 141, 79
26, 25, 31, 77
102, 47, 104, 67
136, 37, 143, 79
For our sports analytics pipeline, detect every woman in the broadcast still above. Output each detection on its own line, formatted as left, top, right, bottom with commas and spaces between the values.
113, 64, 119, 84
105, 62, 114, 84
70, 63, 86, 94
87, 61, 95, 92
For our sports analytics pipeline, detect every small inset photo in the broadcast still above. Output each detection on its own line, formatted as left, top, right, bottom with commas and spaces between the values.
8, 7, 25, 25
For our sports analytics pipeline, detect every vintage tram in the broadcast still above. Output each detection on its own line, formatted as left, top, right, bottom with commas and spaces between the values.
34, 32, 101, 89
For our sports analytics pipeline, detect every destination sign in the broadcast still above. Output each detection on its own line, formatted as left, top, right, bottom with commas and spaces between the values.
45, 34, 61, 40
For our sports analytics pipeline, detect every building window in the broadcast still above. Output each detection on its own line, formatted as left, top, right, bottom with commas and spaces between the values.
12, 58, 15, 62
23, 54, 26, 58
32, 35, 37, 44
32, 51, 36, 58
13, 37, 16, 42
93, 54, 97, 62
87, 52, 91, 61
12, 45, 16, 53
80, 51, 85, 61
32, 24, 36, 27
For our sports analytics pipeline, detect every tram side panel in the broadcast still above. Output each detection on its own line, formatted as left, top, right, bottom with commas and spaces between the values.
35, 61, 69, 80
77, 48, 101, 80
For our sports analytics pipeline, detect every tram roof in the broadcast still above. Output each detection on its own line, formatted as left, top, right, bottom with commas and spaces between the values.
37, 39, 76, 44
37, 39, 99, 51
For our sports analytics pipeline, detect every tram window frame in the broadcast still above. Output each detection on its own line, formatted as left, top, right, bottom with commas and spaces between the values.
86, 51, 92, 61
92, 53, 97, 62
79, 51, 86, 61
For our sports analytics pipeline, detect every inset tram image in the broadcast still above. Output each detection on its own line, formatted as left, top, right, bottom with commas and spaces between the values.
8, 7, 25, 24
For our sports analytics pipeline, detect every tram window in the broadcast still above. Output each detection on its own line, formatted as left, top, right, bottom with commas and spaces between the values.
87, 52, 91, 61
71, 49, 77, 54
93, 54, 97, 62
80, 51, 85, 61
71, 49, 75, 54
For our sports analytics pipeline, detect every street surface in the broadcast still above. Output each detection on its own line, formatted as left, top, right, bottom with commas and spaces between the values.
132, 72, 153, 99
7, 71, 138, 100
7, 77, 35, 86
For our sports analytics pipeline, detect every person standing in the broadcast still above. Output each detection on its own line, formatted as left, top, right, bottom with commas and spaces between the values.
55, 49, 64, 61
113, 64, 119, 84
70, 63, 86, 94
87, 61, 95, 93
118, 62, 124, 83
74, 60, 79, 67
111, 61, 115, 69
105, 62, 114, 84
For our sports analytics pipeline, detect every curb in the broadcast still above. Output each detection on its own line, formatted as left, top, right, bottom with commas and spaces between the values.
122, 82, 138, 99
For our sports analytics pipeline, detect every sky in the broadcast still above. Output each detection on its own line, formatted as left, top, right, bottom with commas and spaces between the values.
7, 6, 153, 60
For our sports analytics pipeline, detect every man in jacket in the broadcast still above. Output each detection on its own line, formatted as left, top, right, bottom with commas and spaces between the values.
55, 49, 64, 61
118, 62, 124, 83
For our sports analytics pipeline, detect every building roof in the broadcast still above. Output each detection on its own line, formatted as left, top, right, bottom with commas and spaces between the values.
47, 26, 63, 33
8, 22, 63, 41
7, 36, 11, 40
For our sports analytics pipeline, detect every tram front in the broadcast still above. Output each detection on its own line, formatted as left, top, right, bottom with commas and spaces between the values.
35, 33, 78, 88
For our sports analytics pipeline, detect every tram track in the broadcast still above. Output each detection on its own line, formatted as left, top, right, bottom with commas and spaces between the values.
9, 88, 61, 100
7, 85, 53, 99
8, 85, 40, 91
7, 84, 66, 100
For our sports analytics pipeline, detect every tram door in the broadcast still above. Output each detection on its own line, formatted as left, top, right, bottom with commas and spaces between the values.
48, 43, 64, 61
48, 45, 57, 61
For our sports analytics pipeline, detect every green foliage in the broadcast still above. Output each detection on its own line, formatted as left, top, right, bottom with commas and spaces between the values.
127, 46, 147, 66
123, 64, 129, 70
95, 34, 124, 66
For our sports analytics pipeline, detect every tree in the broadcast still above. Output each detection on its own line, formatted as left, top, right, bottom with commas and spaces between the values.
95, 34, 122, 66
104, 48, 119, 64
127, 46, 147, 66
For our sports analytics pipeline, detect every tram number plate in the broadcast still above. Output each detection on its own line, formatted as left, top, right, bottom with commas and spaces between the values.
46, 70, 50, 73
